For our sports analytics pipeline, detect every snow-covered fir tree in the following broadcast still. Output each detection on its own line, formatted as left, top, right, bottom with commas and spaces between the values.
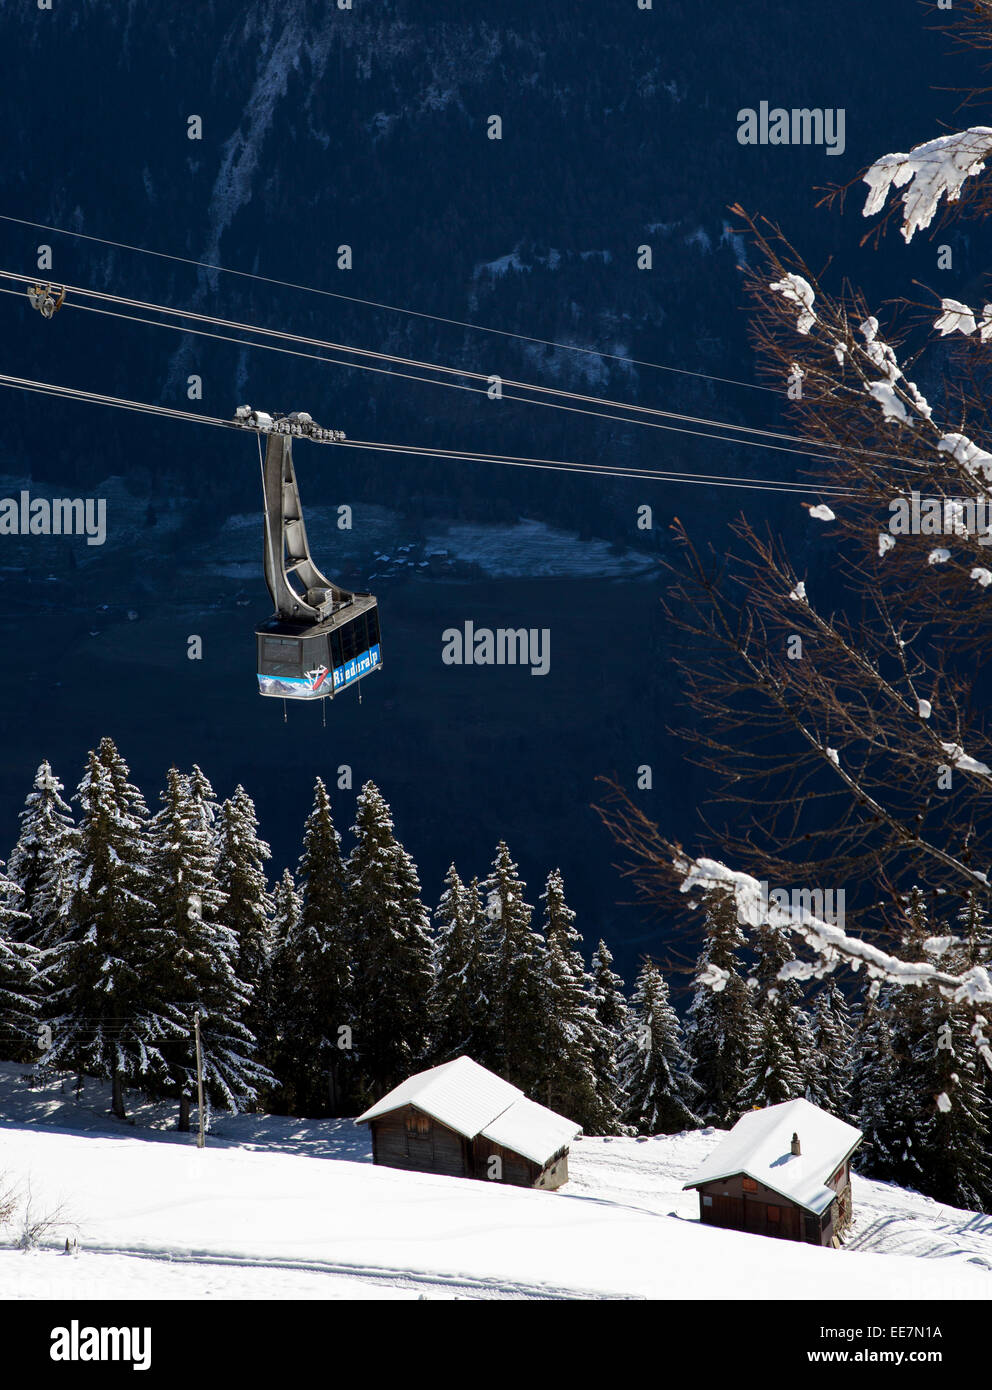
150, 767, 269, 1127
347, 782, 434, 1102
854, 982, 925, 1188
262, 866, 304, 1107
588, 939, 630, 1134
45, 747, 172, 1118
956, 892, 992, 1114
855, 887, 937, 1182
739, 923, 814, 1110
276, 778, 354, 1115
6, 760, 78, 947
479, 841, 545, 1094
808, 980, 856, 1120
429, 865, 490, 1065
620, 961, 701, 1135
686, 895, 756, 1126
911, 931, 992, 1212
188, 764, 221, 829
956, 892, 992, 969
96, 736, 151, 824
539, 869, 623, 1133
0, 864, 39, 1063
215, 785, 274, 1004
271, 867, 303, 943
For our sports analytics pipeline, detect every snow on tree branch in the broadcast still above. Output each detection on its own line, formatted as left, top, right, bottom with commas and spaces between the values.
674, 853, 992, 1008
769, 273, 817, 333
860, 317, 933, 423
936, 432, 992, 483
932, 298, 992, 342
863, 128, 992, 242
869, 382, 912, 424
696, 962, 729, 993
940, 742, 992, 778
935, 299, 979, 337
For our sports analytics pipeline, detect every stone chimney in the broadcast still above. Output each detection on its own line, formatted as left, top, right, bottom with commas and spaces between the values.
791, 1132, 801, 1157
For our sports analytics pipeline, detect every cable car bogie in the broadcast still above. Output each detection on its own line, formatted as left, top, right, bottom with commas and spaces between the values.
27, 283, 66, 319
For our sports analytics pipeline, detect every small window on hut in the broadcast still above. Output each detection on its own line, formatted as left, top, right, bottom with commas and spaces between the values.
766, 1204, 781, 1223
405, 1112, 430, 1137
742, 1177, 758, 1193
702, 1195, 713, 1207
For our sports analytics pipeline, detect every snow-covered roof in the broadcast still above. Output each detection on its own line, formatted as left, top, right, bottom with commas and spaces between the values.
683, 1099, 862, 1216
480, 1096, 581, 1167
357, 1056, 581, 1166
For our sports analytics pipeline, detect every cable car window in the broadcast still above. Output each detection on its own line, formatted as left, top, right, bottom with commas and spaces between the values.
329, 630, 344, 670
339, 616, 364, 663
302, 636, 328, 669
260, 636, 302, 676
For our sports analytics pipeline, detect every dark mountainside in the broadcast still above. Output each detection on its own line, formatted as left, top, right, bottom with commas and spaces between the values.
0, 0, 980, 981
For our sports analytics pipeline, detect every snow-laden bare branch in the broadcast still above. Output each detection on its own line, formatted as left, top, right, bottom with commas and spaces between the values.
860, 317, 932, 422
935, 299, 978, 337
863, 128, 992, 242
675, 854, 992, 1007
940, 742, 992, 778
769, 273, 816, 333
869, 382, 912, 424
937, 432, 992, 483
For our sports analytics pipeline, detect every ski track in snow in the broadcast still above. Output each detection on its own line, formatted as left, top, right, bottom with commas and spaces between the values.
16, 1242, 633, 1302
846, 1180, 992, 1270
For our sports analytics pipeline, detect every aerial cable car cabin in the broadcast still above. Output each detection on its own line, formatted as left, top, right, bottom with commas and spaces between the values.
237, 407, 382, 701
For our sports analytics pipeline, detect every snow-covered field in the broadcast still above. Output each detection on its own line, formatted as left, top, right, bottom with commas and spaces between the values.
0, 1066, 989, 1301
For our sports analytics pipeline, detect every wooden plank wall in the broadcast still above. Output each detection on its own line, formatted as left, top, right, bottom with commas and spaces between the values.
370, 1108, 469, 1179
696, 1173, 834, 1245
369, 1106, 573, 1191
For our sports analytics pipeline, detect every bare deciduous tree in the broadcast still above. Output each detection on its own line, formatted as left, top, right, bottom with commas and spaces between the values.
597, 2, 992, 1056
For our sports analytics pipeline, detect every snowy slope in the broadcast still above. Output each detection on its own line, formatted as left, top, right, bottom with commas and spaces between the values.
0, 1067, 989, 1302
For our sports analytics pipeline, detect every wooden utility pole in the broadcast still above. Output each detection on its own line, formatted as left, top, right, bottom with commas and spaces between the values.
194, 1011, 206, 1149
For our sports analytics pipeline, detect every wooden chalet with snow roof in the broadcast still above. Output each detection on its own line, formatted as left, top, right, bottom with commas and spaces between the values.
357, 1056, 581, 1190
683, 1098, 862, 1246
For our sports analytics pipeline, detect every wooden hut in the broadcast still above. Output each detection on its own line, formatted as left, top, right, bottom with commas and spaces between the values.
357, 1056, 581, 1190
683, 1098, 862, 1247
